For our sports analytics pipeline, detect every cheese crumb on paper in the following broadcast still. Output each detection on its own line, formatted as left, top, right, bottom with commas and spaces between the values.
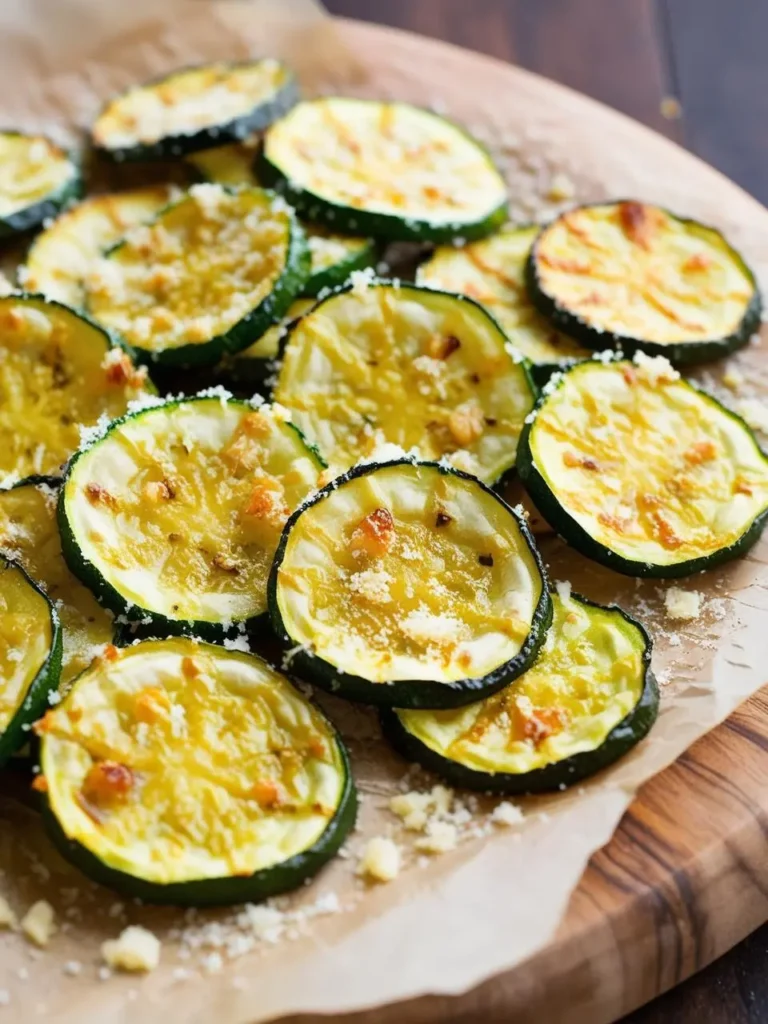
664, 587, 702, 621
21, 901, 56, 948
357, 837, 401, 882
102, 925, 161, 973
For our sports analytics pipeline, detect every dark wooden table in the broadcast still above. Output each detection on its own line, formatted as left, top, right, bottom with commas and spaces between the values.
323, 2, 768, 1022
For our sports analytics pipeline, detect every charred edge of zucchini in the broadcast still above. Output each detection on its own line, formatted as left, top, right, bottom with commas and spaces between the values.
40, 715, 357, 907
380, 597, 659, 793
258, 99, 508, 244
0, 133, 81, 239
267, 458, 553, 709
517, 359, 768, 577
99, 189, 310, 369
0, 557, 62, 768
92, 61, 300, 163
58, 396, 325, 639
525, 203, 763, 365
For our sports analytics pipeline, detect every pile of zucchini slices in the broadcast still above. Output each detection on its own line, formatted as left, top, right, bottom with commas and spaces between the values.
0, 58, 765, 909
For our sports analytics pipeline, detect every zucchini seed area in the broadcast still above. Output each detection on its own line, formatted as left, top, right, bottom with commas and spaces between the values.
533, 202, 757, 346
93, 60, 292, 153
264, 98, 507, 235
395, 591, 647, 775
0, 295, 148, 482
527, 359, 768, 568
40, 639, 348, 885
0, 132, 76, 222
418, 227, 587, 365
275, 283, 535, 483
63, 399, 322, 624
0, 562, 53, 734
275, 462, 544, 685
22, 187, 175, 307
0, 482, 113, 684
85, 185, 299, 358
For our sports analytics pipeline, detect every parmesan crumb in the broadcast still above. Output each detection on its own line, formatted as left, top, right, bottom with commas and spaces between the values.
632, 351, 680, 385
0, 897, 17, 930
348, 567, 392, 604
414, 820, 458, 854
555, 579, 572, 603
546, 172, 576, 202
357, 837, 401, 882
664, 587, 702, 621
101, 925, 161, 973
660, 96, 683, 120
722, 367, 744, 392
348, 266, 378, 296
491, 801, 525, 827
21, 901, 56, 948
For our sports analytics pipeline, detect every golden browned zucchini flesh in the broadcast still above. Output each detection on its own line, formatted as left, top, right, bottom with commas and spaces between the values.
0, 131, 79, 238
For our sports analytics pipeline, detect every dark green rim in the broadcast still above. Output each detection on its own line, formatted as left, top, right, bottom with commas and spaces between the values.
301, 238, 379, 298
525, 201, 763, 365
517, 356, 768, 578
0, 131, 81, 240
92, 60, 299, 163
380, 594, 659, 794
268, 458, 552, 709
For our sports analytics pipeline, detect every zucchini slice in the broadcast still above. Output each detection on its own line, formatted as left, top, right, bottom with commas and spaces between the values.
187, 144, 377, 299
85, 184, 309, 367
0, 294, 149, 484
0, 478, 114, 685
527, 201, 761, 364
518, 356, 768, 577
37, 637, 356, 905
417, 226, 588, 377
268, 460, 551, 709
260, 98, 508, 243
21, 186, 176, 308
274, 281, 536, 485
381, 589, 658, 793
0, 557, 61, 768
92, 59, 298, 162
0, 132, 79, 239
59, 397, 324, 637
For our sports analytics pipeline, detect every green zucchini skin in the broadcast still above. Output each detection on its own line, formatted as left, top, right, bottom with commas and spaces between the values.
57, 397, 325, 641
99, 190, 310, 370
380, 599, 659, 794
517, 359, 768, 578
525, 203, 763, 365
0, 558, 62, 768
92, 62, 299, 163
40, 719, 357, 906
268, 459, 553, 710
301, 240, 378, 298
0, 134, 81, 240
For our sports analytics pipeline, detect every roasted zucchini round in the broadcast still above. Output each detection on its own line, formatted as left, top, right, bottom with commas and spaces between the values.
21, 187, 176, 308
37, 637, 356, 905
0, 557, 61, 768
260, 98, 508, 243
0, 131, 79, 239
187, 143, 377, 299
92, 59, 298, 162
274, 281, 536, 485
269, 460, 551, 709
0, 478, 114, 685
526, 201, 761, 364
85, 184, 309, 367
418, 225, 587, 379
0, 294, 149, 484
381, 589, 658, 793
59, 396, 324, 638
518, 356, 768, 577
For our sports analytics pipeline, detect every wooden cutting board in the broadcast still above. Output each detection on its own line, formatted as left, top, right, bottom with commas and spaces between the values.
283, 18, 768, 1024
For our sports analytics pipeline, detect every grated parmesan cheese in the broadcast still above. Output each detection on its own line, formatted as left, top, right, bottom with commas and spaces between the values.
632, 351, 680, 386
102, 926, 161, 973
357, 837, 401, 882
414, 820, 458, 854
21, 901, 56, 947
491, 801, 525, 827
664, 587, 702, 621
348, 266, 378, 296
348, 567, 392, 604
401, 609, 466, 647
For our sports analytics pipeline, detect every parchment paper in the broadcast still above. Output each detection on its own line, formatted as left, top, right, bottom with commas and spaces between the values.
1, 2, 767, 1022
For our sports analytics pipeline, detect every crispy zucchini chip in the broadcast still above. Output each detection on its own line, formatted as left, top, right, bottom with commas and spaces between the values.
518, 356, 768, 576
85, 185, 309, 367
22, 187, 175, 307
527, 201, 761, 363
38, 638, 356, 905
0, 479, 113, 684
59, 397, 324, 636
274, 281, 536, 485
261, 98, 508, 242
0, 557, 61, 767
269, 460, 551, 708
0, 132, 79, 238
0, 295, 149, 483
92, 59, 298, 162
383, 589, 658, 792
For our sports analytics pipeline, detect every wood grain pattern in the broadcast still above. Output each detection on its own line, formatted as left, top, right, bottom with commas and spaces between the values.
278, 15, 768, 1024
